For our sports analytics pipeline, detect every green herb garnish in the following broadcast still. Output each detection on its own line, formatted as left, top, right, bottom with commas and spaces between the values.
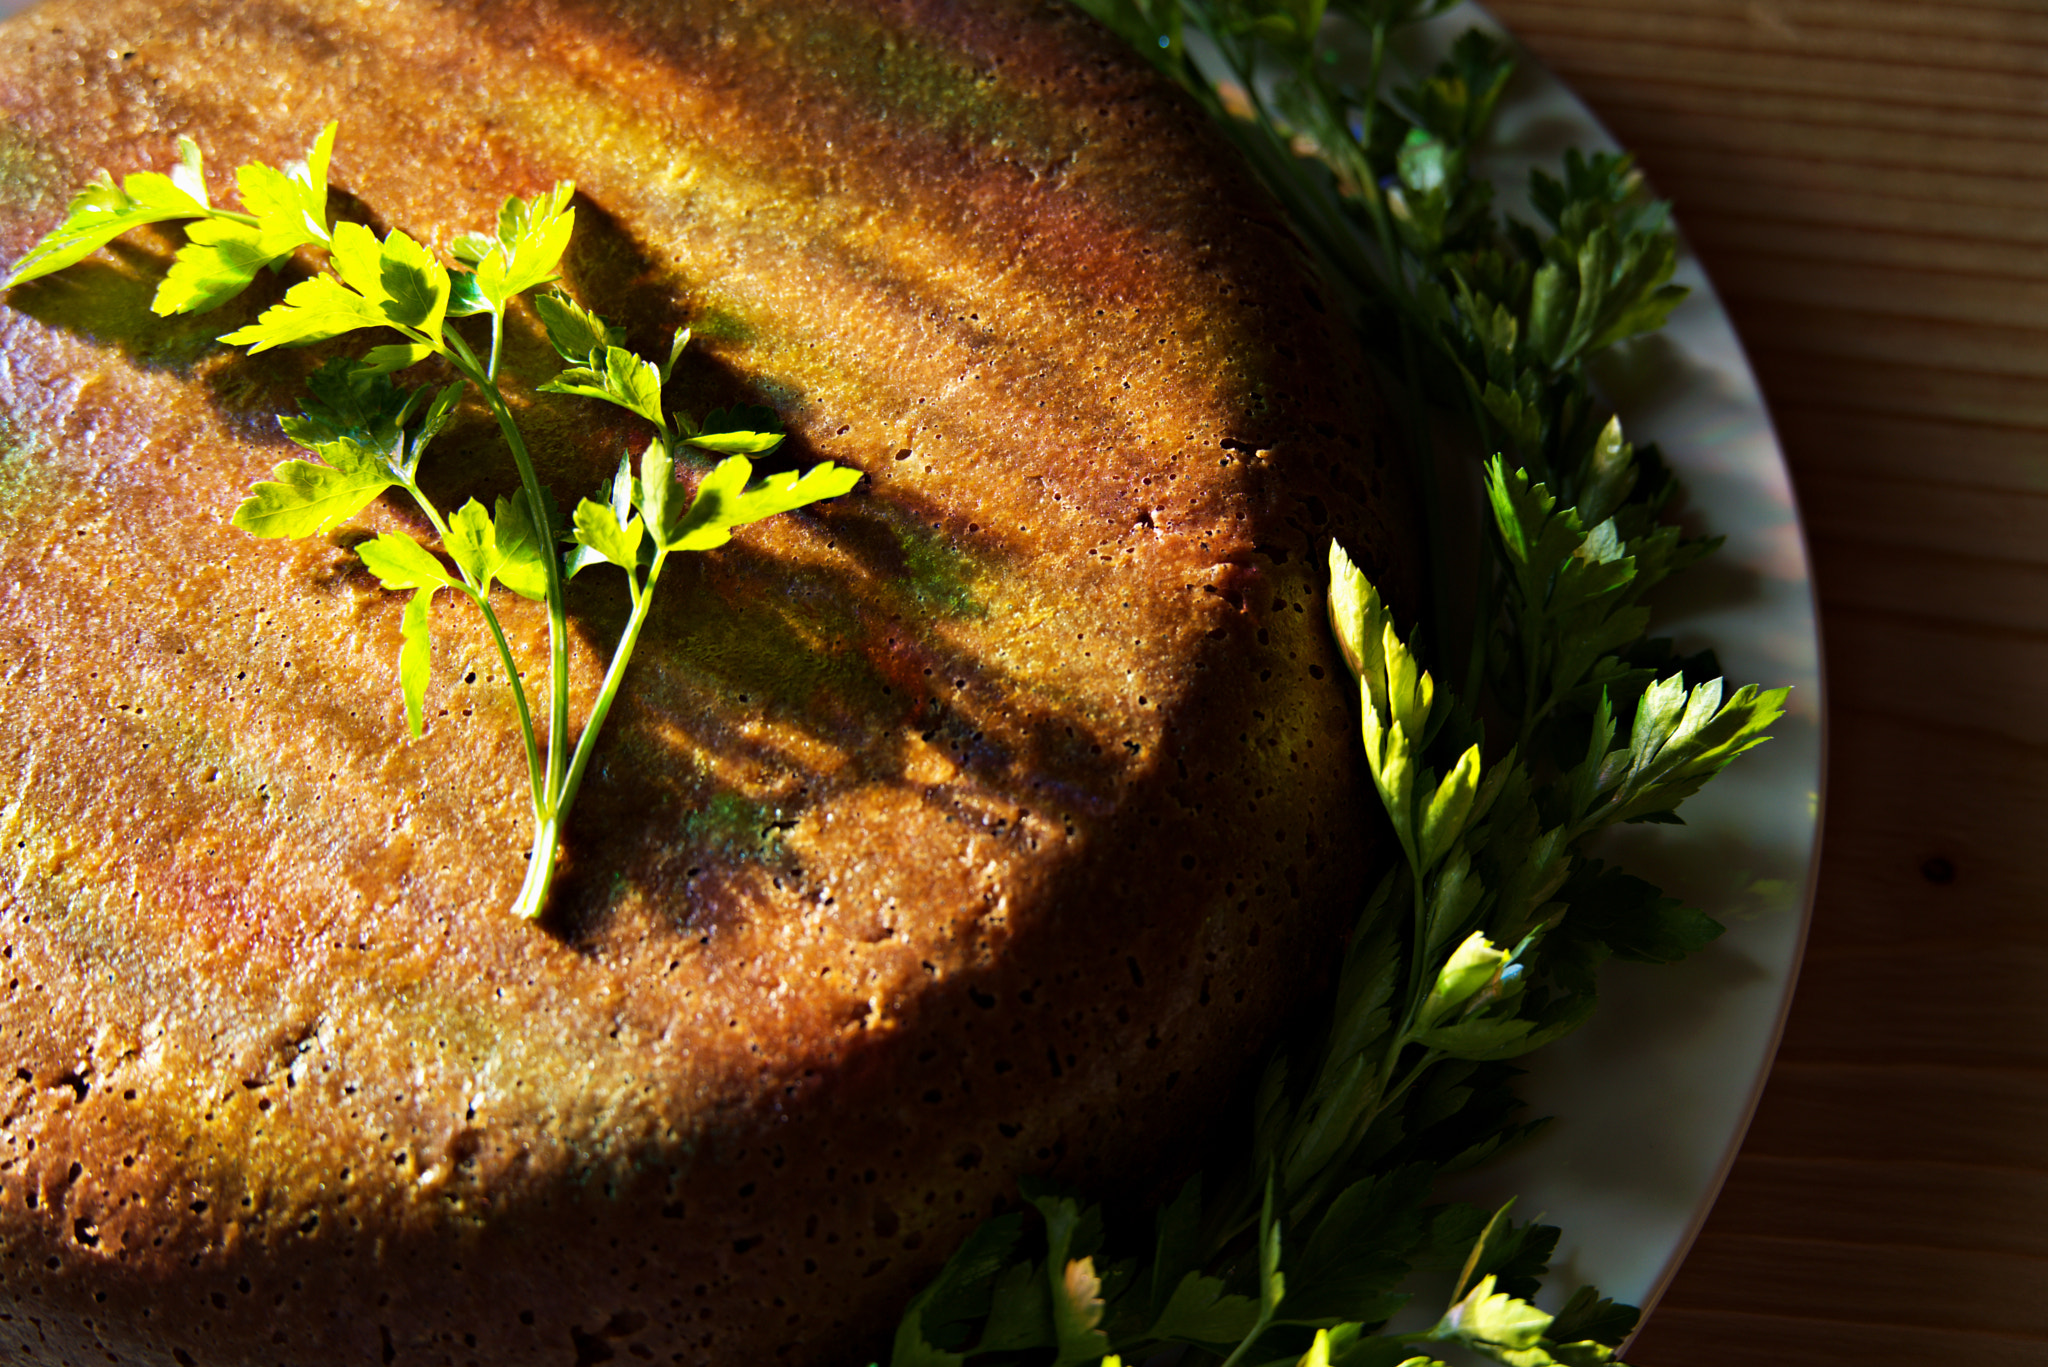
5, 127, 860, 922
884, 3, 1790, 1365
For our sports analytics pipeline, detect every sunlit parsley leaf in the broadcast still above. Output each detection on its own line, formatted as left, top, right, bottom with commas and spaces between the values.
601, 346, 663, 425
354, 530, 459, 736
659, 325, 691, 383
569, 463, 646, 577
564, 455, 636, 579
538, 344, 664, 426
533, 290, 623, 363
1417, 932, 1507, 1030
153, 217, 276, 315
687, 401, 786, 455
473, 182, 575, 312
150, 124, 335, 316
324, 219, 386, 303
377, 228, 451, 341
236, 121, 335, 249
490, 493, 552, 601
225, 220, 450, 352
3, 147, 210, 287
664, 454, 860, 553
356, 527, 457, 593
1430, 1274, 1552, 1354
1426, 1265, 1628, 1365
636, 439, 674, 544
444, 496, 550, 601
1585, 674, 1788, 827
228, 447, 398, 539
218, 271, 384, 351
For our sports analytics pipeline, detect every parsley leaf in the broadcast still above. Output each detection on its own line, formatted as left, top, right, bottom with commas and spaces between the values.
354, 531, 459, 735
3, 142, 210, 286
375, 228, 451, 340
235, 121, 336, 251
150, 124, 338, 316
893, 1215, 1028, 1365
470, 182, 575, 312
228, 446, 398, 539
487, 492, 552, 601
1029, 1190, 1112, 1367
1143, 1272, 1261, 1347
218, 271, 385, 351
231, 366, 459, 538
539, 344, 665, 426
152, 219, 277, 315
533, 289, 623, 362
220, 221, 449, 352
662, 454, 861, 553
569, 458, 646, 576
685, 403, 787, 455
443, 496, 549, 602
883, 4, 1766, 1361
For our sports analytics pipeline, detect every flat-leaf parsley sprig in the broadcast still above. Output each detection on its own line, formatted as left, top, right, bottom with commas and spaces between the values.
4, 126, 861, 922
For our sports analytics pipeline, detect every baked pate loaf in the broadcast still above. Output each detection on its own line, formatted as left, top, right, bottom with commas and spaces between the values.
0, 0, 1414, 1361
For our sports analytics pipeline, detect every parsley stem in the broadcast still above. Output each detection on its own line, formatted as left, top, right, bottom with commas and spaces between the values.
1214, 1308, 1275, 1367
447, 336, 570, 800
1281, 1042, 1444, 1233
487, 308, 505, 386
511, 814, 560, 923
465, 588, 545, 810
445, 334, 573, 918
1400, 868, 1431, 1047
555, 555, 663, 825
395, 476, 545, 805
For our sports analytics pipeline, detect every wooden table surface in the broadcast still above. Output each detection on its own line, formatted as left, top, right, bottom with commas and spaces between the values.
1474, 1, 2048, 1362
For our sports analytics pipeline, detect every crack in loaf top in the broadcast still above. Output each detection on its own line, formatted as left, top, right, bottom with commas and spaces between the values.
0, 0, 1412, 1361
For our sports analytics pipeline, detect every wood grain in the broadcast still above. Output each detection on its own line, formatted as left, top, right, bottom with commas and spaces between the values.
1481, 1, 2048, 1361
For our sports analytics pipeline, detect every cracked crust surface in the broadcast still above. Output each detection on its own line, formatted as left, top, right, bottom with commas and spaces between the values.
0, 0, 1416, 1361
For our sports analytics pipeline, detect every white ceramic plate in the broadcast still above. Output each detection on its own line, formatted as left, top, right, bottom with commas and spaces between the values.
1401, 4, 1825, 1340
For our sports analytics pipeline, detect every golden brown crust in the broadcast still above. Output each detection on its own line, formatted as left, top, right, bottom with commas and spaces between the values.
0, 0, 1416, 1361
